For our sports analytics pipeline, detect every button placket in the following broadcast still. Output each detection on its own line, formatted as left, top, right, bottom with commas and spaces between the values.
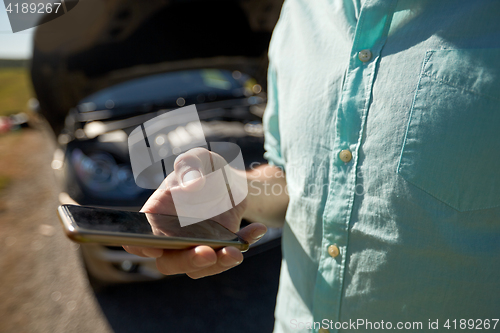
313, 1, 398, 329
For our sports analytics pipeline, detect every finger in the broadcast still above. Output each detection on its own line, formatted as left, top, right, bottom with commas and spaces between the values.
140, 184, 177, 215
186, 224, 268, 279
155, 245, 217, 275
122, 245, 163, 258
187, 246, 243, 279
237, 223, 267, 245
173, 148, 230, 192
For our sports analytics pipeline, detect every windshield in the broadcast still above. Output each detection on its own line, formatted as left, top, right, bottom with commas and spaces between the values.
77, 69, 250, 114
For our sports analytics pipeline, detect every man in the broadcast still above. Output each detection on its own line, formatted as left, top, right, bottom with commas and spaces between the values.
125, 0, 500, 332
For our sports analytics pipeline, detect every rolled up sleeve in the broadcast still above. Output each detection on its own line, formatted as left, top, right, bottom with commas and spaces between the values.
263, 63, 286, 170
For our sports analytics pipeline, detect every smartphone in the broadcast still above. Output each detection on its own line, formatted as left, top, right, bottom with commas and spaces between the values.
57, 204, 248, 251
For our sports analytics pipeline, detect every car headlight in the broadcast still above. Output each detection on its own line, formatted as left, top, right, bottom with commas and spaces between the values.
71, 148, 142, 195
71, 148, 118, 191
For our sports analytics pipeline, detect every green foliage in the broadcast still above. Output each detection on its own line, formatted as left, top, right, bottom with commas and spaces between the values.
0, 68, 33, 117
0, 59, 29, 68
0, 175, 10, 191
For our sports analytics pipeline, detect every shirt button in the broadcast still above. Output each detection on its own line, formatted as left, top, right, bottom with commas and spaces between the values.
339, 149, 352, 163
319, 329, 330, 333
328, 244, 340, 258
358, 49, 372, 62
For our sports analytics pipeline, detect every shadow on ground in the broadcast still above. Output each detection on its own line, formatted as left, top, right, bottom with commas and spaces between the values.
95, 246, 282, 333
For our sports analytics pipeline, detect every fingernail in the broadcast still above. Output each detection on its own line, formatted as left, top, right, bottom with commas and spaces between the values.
182, 170, 201, 186
252, 229, 266, 240
192, 255, 215, 268
220, 249, 243, 267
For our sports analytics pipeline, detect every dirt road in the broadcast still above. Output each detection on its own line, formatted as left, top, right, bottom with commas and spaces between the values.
0, 129, 113, 333
0, 128, 281, 333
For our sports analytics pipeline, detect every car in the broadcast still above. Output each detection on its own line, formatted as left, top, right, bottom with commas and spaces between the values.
30, 0, 284, 289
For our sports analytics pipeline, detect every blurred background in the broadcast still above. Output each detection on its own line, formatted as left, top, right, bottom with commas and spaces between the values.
0, 1, 285, 332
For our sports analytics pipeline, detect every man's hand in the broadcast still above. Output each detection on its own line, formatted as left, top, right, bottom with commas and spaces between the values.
123, 148, 267, 279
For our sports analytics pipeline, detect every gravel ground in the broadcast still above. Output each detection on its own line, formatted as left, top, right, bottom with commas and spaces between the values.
0, 128, 282, 333
0, 129, 113, 333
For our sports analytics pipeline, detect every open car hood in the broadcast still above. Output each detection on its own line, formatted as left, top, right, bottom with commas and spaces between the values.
30, 0, 283, 134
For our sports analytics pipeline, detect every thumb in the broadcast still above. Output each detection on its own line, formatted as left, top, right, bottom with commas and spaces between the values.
172, 148, 213, 192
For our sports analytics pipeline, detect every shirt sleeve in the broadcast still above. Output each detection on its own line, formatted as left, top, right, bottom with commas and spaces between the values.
263, 62, 286, 170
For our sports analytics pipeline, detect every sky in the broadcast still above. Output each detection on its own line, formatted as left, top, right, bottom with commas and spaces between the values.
0, 4, 34, 59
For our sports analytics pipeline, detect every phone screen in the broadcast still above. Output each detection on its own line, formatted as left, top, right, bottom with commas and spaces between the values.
64, 205, 239, 241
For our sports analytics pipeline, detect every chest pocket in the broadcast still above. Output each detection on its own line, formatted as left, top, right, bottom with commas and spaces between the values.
398, 49, 500, 212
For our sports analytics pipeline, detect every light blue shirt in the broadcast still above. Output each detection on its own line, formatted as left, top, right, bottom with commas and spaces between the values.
263, 1, 500, 332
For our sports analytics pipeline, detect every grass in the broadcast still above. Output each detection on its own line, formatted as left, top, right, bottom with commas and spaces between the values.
0, 65, 33, 194
0, 68, 33, 117
0, 175, 10, 191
